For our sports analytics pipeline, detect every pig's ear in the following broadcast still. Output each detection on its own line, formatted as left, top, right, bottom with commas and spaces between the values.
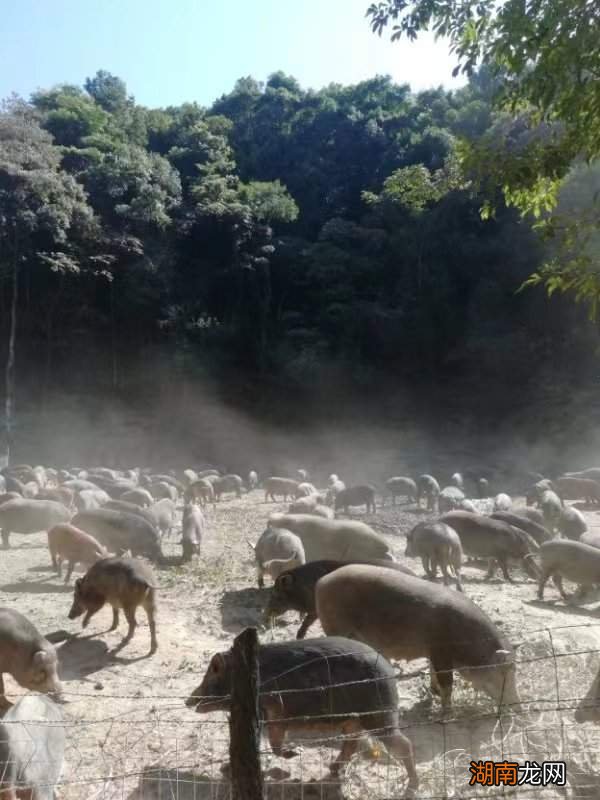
33, 650, 52, 667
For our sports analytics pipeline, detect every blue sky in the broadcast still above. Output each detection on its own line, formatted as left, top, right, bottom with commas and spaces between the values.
1, 0, 464, 108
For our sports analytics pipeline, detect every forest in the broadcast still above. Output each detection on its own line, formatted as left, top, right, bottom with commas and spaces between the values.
1, 68, 600, 466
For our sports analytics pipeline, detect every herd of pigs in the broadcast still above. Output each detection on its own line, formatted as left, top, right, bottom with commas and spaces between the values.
2, 463, 600, 797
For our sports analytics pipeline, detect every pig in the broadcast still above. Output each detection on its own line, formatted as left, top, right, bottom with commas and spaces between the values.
267, 559, 417, 638
213, 474, 243, 500
493, 493, 512, 512
185, 478, 215, 508
151, 498, 176, 538
558, 505, 587, 540
384, 477, 417, 505
417, 474, 440, 511
181, 503, 203, 562
575, 666, 600, 723
477, 478, 489, 498
490, 511, 551, 545
71, 509, 162, 563
185, 636, 418, 794
450, 472, 464, 490
264, 477, 299, 502
288, 495, 318, 513
196, 469, 219, 480
439, 511, 539, 581
68, 556, 158, 653
74, 488, 110, 511
334, 484, 376, 514
0, 608, 62, 706
438, 486, 465, 513
537, 539, 600, 602
316, 565, 519, 710
405, 522, 463, 591
248, 469, 258, 490
120, 488, 154, 508
326, 476, 346, 502
149, 480, 178, 501
142, 474, 183, 493
294, 482, 318, 498
87, 468, 118, 481
267, 513, 394, 563
556, 477, 600, 505
250, 527, 305, 587
47, 523, 107, 583
0, 499, 72, 549
522, 506, 545, 526
0, 694, 65, 800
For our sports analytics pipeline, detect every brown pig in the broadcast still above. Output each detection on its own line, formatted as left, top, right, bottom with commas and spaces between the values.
47, 523, 107, 583
68, 556, 158, 653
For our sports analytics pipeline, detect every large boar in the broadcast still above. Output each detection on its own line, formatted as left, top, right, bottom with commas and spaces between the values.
384, 477, 417, 505
72, 509, 162, 563
440, 511, 539, 581
334, 484, 376, 514
537, 539, 600, 602
47, 523, 107, 583
186, 636, 418, 794
185, 478, 215, 508
0, 694, 65, 800
68, 556, 158, 653
120, 488, 154, 507
438, 486, 465, 513
264, 477, 299, 502
0, 499, 72, 548
316, 565, 519, 710
558, 506, 588, 540
103, 500, 158, 529
267, 559, 416, 638
268, 513, 394, 563
405, 521, 463, 591
250, 527, 305, 587
151, 498, 176, 538
0, 608, 62, 705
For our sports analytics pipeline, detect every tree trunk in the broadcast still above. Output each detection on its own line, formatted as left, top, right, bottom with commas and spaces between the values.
3, 234, 19, 467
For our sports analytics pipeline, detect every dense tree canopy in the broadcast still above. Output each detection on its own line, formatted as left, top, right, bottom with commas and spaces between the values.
367, 0, 600, 310
1, 69, 598, 455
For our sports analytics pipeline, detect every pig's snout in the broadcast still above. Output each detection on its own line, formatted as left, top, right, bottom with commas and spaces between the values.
185, 688, 201, 708
68, 602, 83, 620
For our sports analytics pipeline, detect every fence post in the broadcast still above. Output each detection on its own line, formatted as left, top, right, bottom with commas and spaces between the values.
230, 626, 264, 800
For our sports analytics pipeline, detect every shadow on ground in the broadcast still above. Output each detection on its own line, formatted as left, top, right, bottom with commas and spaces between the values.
129, 767, 344, 800
0, 580, 73, 594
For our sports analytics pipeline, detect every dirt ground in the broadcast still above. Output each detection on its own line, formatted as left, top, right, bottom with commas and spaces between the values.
3, 492, 600, 799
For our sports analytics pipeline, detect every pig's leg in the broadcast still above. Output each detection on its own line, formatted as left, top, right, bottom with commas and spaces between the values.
108, 607, 119, 632
117, 606, 137, 648
384, 727, 419, 799
329, 722, 361, 776
499, 558, 513, 582
55, 557, 62, 579
485, 558, 497, 580
554, 575, 571, 602
257, 567, 264, 589
420, 556, 432, 577
64, 561, 75, 584
537, 569, 551, 600
431, 654, 453, 710
144, 599, 158, 653
440, 559, 451, 587
296, 614, 317, 640
263, 705, 298, 759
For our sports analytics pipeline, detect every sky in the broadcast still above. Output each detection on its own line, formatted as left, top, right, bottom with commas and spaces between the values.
1, 0, 465, 108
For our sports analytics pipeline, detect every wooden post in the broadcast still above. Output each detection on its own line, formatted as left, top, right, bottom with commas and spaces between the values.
229, 626, 264, 800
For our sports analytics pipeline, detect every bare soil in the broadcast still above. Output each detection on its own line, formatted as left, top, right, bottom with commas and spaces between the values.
2, 493, 600, 799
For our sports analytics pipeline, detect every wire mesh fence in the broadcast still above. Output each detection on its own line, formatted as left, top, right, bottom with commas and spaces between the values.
1, 621, 600, 798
